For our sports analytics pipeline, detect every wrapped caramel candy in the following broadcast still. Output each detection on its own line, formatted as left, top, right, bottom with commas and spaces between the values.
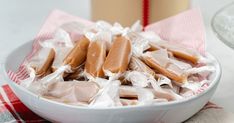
129, 56, 156, 77
63, 36, 90, 70
89, 80, 122, 107
52, 47, 72, 72
37, 29, 74, 72
119, 85, 138, 99
85, 40, 106, 78
119, 86, 177, 101
103, 36, 132, 75
45, 81, 99, 103
29, 48, 55, 77
143, 49, 187, 83
149, 41, 199, 64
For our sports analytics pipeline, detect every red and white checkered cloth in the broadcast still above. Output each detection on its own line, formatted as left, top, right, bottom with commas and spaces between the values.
2, 9, 232, 123
0, 85, 48, 122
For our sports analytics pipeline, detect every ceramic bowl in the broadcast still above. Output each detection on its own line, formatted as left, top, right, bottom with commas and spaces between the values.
1, 41, 221, 123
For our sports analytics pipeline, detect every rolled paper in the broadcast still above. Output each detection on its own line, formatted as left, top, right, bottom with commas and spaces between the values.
103, 36, 132, 74
63, 36, 90, 70
129, 56, 156, 77
143, 50, 187, 83
85, 40, 106, 77
29, 48, 55, 77
46, 81, 99, 103
149, 41, 199, 64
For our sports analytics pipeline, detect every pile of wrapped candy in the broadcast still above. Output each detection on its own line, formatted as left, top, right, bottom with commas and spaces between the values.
20, 21, 215, 107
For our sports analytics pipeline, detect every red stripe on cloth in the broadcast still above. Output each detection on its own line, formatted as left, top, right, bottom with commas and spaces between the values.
0, 93, 22, 123
17, 69, 28, 80
7, 70, 19, 83
2, 85, 48, 122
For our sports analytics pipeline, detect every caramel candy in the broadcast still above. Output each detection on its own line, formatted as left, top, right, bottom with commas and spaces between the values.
143, 51, 186, 83
120, 99, 138, 106
43, 68, 53, 77
119, 86, 176, 101
119, 85, 138, 99
129, 56, 156, 77
30, 48, 55, 77
46, 81, 99, 103
103, 36, 131, 74
63, 36, 90, 70
149, 41, 199, 64
85, 40, 106, 77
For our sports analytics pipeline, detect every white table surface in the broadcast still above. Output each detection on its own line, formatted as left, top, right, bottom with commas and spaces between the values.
1, 0, 234, 113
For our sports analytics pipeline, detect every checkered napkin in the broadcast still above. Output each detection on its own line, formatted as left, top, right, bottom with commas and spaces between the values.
1, 9, 234, 123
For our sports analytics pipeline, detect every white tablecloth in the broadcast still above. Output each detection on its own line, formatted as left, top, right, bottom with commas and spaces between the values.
0, 0, 234, 113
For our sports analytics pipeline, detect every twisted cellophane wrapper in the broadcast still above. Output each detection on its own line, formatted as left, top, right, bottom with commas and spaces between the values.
20, 20, 216, 107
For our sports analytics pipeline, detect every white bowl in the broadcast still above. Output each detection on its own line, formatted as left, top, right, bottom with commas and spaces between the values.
1, 41, 221, 123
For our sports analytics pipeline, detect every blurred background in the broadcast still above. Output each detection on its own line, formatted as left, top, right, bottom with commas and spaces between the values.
0, 0, 234, 113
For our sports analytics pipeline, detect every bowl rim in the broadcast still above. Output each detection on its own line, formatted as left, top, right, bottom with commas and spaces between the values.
2, 41, 222, 111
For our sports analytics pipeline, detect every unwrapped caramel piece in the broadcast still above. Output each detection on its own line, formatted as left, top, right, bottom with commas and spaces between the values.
63, 36, 90, 70
103, 36, 131, 74
46, 81, 99, 103
129, 56, 156, 78
149, 41, 199, 64
85, 40, 106, 77
143, 51, 186, 83
30, 48, 55, 77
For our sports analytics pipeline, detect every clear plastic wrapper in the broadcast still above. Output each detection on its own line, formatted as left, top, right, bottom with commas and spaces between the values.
40, 29, 74, 71
156, 74, 173, 88
65, 63, 85, 80
143, 49, 188, 83
139, 31, 162, 43
127, 31, 150, 57
125, 71, 151, 88
129, 56, 156, 77
84, 32, 109, 78
43, 81, 99, 103
119, 85, 138, 99
89, 80, 122, 107
52, 47, 72, 72
119, 85, 181, 101
120, 99, 138, 106
149, 41, 200, 64
63, 36, 90, 71
28, 47, 55, 77
60, 21, 87, 42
